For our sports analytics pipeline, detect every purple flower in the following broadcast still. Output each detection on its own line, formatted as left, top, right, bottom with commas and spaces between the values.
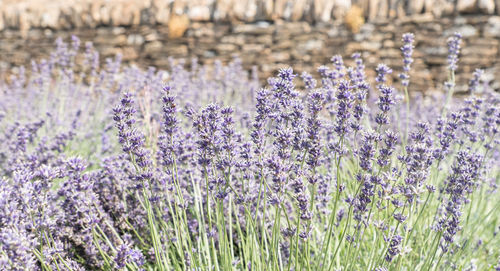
157, 85, 179, 171
334, 80, 354, 137
375, 85, 396, 126
306, 90, 325, 169
375, 64, 393, 84
357, 131, 380, 172
433, 112, 462, 161
351, 52, 366, 85
385, 234, 403, 262
301, 71, 317, 90
447, 32, 462, 72
193, 103, 222, 169
113, 93, 153, 180
114, 243, 146, 269
438, 151, 482, 251
399, 122, 435, 202
377, 130, 398, 168
330, 55, 346, 80
399, 33, 415, 87
468, 69, 483, 94
251, 88, 271, 155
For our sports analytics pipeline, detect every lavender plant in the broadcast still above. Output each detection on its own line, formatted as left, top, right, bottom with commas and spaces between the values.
0, 33, 499, 271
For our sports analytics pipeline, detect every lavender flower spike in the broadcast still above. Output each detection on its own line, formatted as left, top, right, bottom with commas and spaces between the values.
468, 68, 483, 94
447, 32, 462, 72
375, 64, 393, 84
399, 33, 415, 87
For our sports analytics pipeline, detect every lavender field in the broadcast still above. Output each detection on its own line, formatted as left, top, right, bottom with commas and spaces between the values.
0, 32, 499, 271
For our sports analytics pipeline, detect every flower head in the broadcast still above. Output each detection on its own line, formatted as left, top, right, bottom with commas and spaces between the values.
447, 32, 462, 72
399, 33, 415, 87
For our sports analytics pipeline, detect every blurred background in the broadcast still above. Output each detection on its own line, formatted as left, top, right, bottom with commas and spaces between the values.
1, 0, 500, 92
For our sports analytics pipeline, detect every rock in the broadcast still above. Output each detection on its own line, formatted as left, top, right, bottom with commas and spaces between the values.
368, 0, 380, 20
457, 0, 478, 13
101, 47, 137, 61
109, 3, 123, 26
144, 31, 159, 41
0, 12, 4, 31
379, 48, 400, 58
94, 34, 127, 45
281, 0, 295, 20
345, 5, 365, 33
332, 0, 351, 21
297, 39, 324, 52
400, 13, 434, 23
140, 6, 155, 25
255, 34, 272, 44
220, 34, 246, 45
112, 27, 126, 35
444, 24, 478, 37
100, 3, 112, 25
168, 13, 190, 38
408, 0, 425, 14
291, 0, 307, 21
346, 41, 381, 54
19, 12, 30, 37
127, 34, 145, 45
127, 2, 142, 25
242, 43, 265, 52
164, 44, 188, 55
320, 0, 335, 22
462, 45, 498, 56
246, 0, 258, 22
352, 0, 369, 17
377, 0, 389, 19
215, 43, 238, 53
233, 0, 257, 22
191, 27, 216, 38
271, 51, 290, 62
152, 0, 171, 24
144, 40, 163, 54
273, 39, 294, 49
40, 7, 60, 28
263, 0, 274, 19
484, 16, 500, 37
278, 21, 310, 34
477, 0, 495, 13
203, 50, 216, 57
274, 0, 287, 19
213, 0, 233, 21
368, 0, 389, 20
155, 6, 170, 24
423, 0, 434, 14
420, 46, 447, 56
430, 0, 455, 16
233, 23, 274, 34
353, 23, 375, 41
383, 39, 395, 48
188, 5, 211, 21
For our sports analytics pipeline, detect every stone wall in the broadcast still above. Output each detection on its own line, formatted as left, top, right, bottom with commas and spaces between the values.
2, 0, 500, 32
1, 1, 500, 92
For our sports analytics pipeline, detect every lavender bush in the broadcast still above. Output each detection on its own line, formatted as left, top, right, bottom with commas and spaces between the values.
0, 33, 499, 271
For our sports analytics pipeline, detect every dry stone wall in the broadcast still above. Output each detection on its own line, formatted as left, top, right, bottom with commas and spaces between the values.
3, 0, 500, 31
1, 0, 500, 92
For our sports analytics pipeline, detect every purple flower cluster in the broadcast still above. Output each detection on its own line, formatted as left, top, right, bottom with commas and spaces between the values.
447, 32, 462, 72
438, 151, 483, 252
468, 68, 484, 94
399, 33, 415, 87
0, 33, 498, 270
